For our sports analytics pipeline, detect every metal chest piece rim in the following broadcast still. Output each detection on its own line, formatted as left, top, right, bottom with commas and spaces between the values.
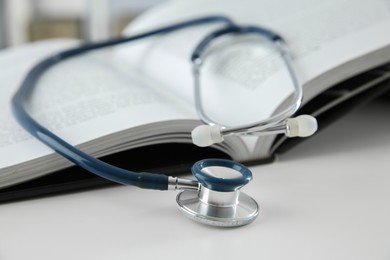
176, 158, 259, 227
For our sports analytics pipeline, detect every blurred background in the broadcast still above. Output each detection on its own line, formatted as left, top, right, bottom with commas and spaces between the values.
0, 0, 167, 49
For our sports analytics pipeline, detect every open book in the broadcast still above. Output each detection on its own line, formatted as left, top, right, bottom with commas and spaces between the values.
1, 0, 390, 202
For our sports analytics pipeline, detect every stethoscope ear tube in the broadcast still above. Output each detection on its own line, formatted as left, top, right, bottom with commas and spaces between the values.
191, 24, 304, 136
191, 25, 283, 62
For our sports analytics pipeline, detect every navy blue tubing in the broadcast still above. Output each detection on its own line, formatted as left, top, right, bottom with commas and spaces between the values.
191, 25, 283, 62
11, 15, 234, 190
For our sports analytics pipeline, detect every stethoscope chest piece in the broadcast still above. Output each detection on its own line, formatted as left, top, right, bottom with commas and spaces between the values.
176, 159, 259, 227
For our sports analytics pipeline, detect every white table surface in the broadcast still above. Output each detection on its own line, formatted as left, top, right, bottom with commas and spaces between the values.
1, 99, 390, 260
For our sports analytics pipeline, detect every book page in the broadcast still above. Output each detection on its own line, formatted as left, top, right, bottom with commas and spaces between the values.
0, 39, 197, 169
114, 0, 390, 127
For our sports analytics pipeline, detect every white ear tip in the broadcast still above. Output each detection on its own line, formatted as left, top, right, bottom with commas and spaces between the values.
299, 115, 318, 137
191, 125, 224, 147
287, 115, 318, 137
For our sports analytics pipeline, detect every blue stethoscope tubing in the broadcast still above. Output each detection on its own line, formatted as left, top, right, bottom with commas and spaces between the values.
11, 15, 283, 191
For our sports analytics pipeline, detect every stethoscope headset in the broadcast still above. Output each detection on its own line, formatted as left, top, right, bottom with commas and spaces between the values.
11, 15, 317, 227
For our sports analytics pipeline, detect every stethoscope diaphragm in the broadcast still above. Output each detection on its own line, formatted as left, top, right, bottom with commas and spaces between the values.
176, 159, 259, 227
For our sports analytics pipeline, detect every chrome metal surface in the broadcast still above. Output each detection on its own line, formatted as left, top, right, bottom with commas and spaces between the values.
176, 189, 259, 227
199, 187, 239, 207
192, 37, 303, 137
168, 176, 199, 191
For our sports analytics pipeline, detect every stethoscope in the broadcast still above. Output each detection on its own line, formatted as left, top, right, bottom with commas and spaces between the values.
11, 15, 317, 227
